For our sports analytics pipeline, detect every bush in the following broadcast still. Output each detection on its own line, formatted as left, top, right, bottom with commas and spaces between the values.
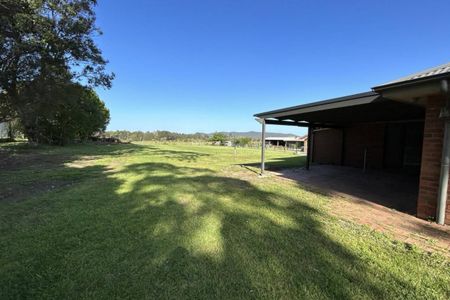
234, 137, 252, 147
19, 82, 110, 145
210, 132, 228, 144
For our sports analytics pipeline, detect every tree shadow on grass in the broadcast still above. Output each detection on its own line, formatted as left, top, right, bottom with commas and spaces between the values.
0, 142, 144, 170
0, 143, 209, 202
0, 142, 209, 171
1, 149, 446, 298
0, 143, 151, 203
106, 163, 388, 299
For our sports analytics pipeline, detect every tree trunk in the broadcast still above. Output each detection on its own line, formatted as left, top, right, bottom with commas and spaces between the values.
7, 122, 14, 140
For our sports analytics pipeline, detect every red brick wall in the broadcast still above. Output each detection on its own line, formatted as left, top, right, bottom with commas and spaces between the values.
312, 129, 343, 164
417, 95, 450, 224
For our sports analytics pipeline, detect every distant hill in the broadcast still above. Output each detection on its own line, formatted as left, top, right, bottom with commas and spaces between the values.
212, 131, 298, 139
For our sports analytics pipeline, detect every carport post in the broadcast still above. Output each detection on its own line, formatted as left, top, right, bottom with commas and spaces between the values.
306, 125, 312, 170
260, 119, 266, 175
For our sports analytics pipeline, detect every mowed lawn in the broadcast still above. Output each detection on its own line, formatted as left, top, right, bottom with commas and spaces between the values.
0, 142, 449, 299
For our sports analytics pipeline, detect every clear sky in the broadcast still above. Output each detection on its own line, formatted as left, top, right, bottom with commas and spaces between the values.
94, 0, 450, 135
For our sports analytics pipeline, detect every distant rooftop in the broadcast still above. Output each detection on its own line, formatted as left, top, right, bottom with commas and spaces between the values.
373, 62, 450, 90
265, 136, 307, 141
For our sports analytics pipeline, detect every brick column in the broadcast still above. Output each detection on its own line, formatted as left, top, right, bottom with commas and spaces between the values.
417, 95, 449, 224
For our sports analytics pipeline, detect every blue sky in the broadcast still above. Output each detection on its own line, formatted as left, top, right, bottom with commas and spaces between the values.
94, 0, 450, 135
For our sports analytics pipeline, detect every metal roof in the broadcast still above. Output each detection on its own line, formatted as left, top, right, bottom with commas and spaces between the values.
254, 91, 379, 119
373, 62, 450, 90
254, 62, 448, 125
265, 136, 307, 141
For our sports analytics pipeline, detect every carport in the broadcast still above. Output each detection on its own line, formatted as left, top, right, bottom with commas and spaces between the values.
254, 62, 450, 225
255, 92, 425, 216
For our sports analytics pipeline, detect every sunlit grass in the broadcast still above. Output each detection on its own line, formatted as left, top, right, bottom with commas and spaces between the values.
0, 142, 448, 299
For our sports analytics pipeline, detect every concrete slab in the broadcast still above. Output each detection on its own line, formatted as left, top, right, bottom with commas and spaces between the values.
277, 165, 419, 214
273, 165, 450, 255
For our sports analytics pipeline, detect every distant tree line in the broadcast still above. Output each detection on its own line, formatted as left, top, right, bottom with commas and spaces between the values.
104, 130, 210, 142
104, 130, 254, 146
0, 0, 113, 145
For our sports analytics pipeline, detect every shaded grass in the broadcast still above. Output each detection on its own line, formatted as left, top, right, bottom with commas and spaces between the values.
0, 142, 449, 299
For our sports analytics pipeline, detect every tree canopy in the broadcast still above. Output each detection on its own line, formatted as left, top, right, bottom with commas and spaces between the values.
210, 132, 228, 143
0, 0, 113, 144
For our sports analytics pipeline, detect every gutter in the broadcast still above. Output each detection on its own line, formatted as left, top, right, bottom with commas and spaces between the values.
437, 79, 450, 225
373, 73, 450, 91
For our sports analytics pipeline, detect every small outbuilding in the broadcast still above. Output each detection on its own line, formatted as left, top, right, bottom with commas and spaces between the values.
255, 62, 450, 225
265, 136, 308, 151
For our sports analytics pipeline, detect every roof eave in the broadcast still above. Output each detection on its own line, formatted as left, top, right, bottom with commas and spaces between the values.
254, 92, 380, 119
373, 73, 450, 91
254, 91, 378, 118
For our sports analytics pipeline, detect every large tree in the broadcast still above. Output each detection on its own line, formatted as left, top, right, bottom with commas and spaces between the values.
0, 0, 113, 141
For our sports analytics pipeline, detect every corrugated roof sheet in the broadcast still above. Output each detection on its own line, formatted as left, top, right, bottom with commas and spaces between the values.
374, 62, 450, 89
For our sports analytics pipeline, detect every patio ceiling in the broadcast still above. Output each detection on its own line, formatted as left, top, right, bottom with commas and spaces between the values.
255, 92, 425, 127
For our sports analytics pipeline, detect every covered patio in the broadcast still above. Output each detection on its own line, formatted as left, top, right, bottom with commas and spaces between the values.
278, 165, 419, 214
255, 91, 425, 216
254, 62, 450, 225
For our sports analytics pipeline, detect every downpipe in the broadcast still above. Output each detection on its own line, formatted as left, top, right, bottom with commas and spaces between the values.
437, 79, 450, 225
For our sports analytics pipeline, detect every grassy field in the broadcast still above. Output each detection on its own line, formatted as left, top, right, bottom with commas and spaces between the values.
0, 142, 449, 299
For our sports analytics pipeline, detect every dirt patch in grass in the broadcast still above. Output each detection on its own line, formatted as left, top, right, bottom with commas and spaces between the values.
0, 179, 78, 203
0, 151, 73, 171
64, 155, 103, 168
0, 148, 94, 202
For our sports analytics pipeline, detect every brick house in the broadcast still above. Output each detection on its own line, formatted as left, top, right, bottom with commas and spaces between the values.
255, 62, 450, 225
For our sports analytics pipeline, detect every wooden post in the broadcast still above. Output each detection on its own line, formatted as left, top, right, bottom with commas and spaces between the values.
261, 119, 266, 175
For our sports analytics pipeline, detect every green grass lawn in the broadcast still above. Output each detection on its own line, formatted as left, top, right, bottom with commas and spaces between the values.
0, 142, 449, 299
